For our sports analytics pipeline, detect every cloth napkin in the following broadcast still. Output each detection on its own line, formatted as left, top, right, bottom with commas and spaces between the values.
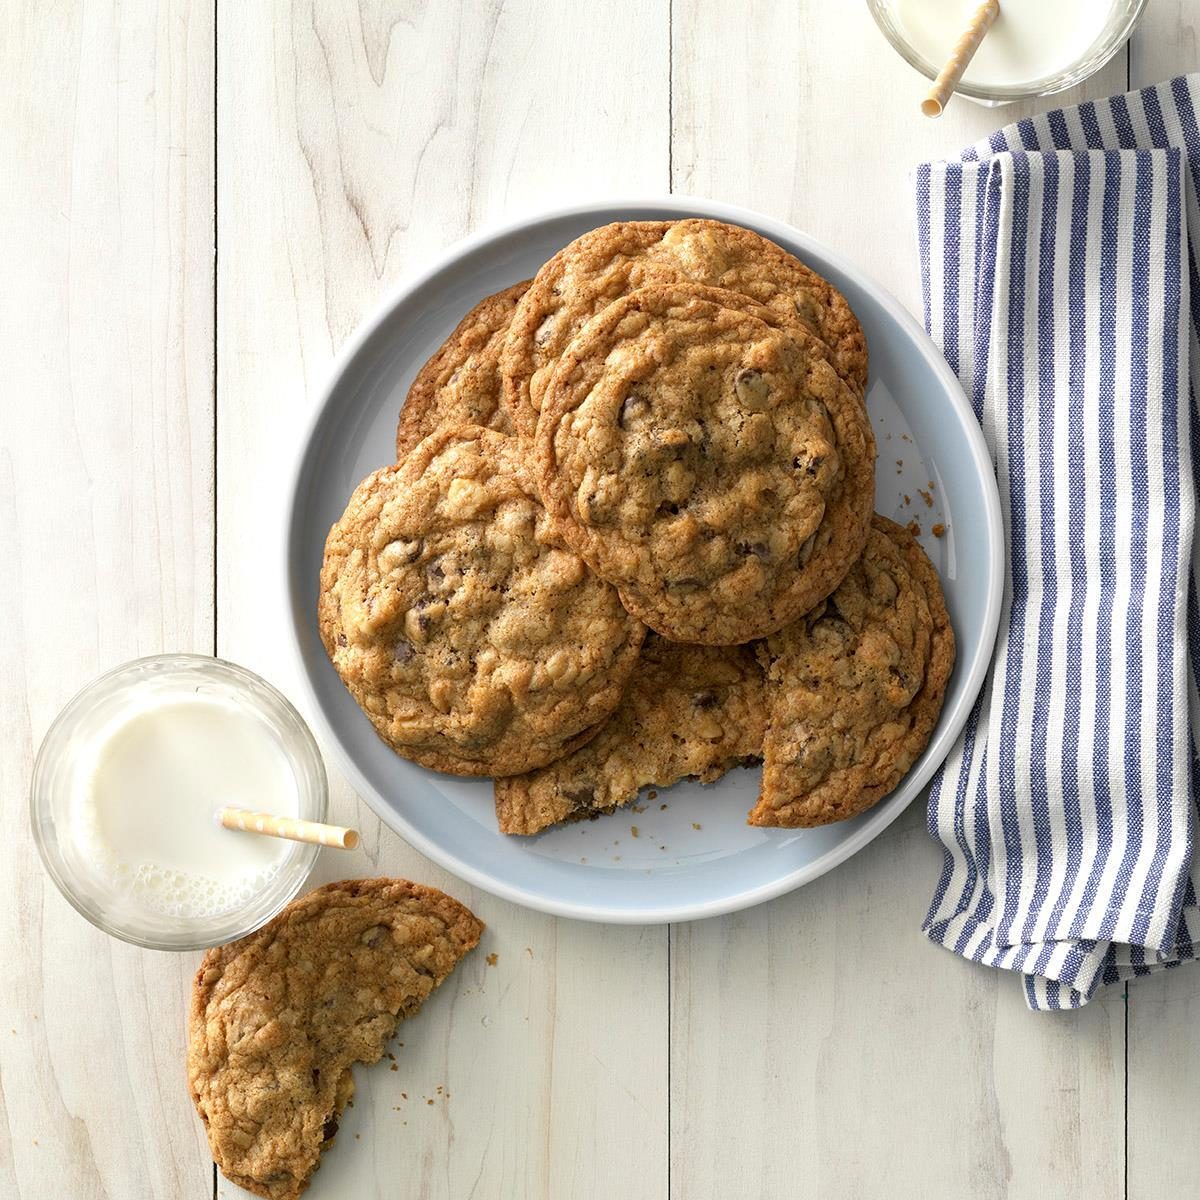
916, 77, 1200, 1010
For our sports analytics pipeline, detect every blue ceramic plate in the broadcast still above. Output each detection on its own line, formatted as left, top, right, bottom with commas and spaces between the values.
283, 198, 1003, 923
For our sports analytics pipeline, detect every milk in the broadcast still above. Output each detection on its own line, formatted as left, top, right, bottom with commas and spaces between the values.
890, 0, 1114, 90
72, 694, 299, 920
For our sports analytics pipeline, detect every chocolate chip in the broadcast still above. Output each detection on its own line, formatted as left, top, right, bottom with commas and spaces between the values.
360, 924, 389, 948
736, 540, 771, 560
427, 560, 444, 585
336, 633, 348, 648
692, 690, 719, 709
619, 393, 650, 428
657, 501, 680, 517
394, 640, 414, 663
322, 1116, 339, 1143
734, 368, 771, 410
563, 784, 595, 806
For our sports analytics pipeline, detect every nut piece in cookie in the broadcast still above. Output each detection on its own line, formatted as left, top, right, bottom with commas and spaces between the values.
320, 426, 645, 776
396, 280, 531, 460
501, 218, 867, 438
495, 636, 766, 835
187, 879, 483, 1200
535, 284, 874, 645
750, 516, 955, 828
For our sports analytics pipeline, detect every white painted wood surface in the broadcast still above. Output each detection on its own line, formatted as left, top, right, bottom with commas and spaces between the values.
2, 3, 1196, 1198
0, 3, 216, 1198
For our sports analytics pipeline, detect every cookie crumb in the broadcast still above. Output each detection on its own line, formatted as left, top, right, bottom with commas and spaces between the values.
692, 823, 702, 831
648, 790, 658, 800
903, 494, 911, 506
917, 488, 933, 507
631, 804, 646, 814
485, 953, 498, 966
901, 433, 912, 443
659, 845, 668, 851
525, 947, 533, 958
932, 523, 946, 538
401, 1093, 408, 1100
390, 1063, 398, 1071
580, 856, 588, 863
907, 520, 921, 537
387, 1052, 395, 1061
631, 825, 640, 838
659, 803, 668, 811
427, 1099, 434, 1107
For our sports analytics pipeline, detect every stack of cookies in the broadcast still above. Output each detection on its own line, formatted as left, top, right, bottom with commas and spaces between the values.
320, 219, 955, 837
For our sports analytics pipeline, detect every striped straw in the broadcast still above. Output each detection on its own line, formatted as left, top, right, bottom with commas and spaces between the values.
217, 807, 360, 851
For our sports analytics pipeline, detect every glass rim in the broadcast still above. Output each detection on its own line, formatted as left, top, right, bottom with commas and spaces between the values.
30, 653, 328, 952
865, 0, 1148, 104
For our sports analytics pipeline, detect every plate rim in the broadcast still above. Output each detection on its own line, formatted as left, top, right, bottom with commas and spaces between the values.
282, 194, 1004, 924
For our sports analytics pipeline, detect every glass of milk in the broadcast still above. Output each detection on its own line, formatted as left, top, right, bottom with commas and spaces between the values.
868, 0, 1146, 105
31, 655, 328, 950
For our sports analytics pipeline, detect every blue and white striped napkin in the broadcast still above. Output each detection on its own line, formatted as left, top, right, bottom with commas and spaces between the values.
916, 77, 1200, 1010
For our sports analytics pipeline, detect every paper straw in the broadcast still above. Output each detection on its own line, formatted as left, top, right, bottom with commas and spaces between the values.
920, 0, 1000, 118
217, 807, 361, 850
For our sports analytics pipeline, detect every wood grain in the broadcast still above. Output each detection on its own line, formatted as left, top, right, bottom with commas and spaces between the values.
1124, 9, 1200, 1198
0, 2, 215, 1198
669, 4, 1129, 1198
214, 3, 669, 1197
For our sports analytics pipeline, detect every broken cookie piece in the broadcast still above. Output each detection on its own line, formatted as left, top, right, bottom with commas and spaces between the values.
495, 636, 766, 835
188, 879, 482, 1200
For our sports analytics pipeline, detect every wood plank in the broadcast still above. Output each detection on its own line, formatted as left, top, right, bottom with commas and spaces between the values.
1124, 8, 1200, 1197
669, 5, 1128, 1198
214, 3, 670, 1196
0, 2, 216, 1198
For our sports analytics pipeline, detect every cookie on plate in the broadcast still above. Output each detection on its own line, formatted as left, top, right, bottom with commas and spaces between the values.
495, 635, 766, 835
320, 426, 645, 776
534, 284, 875, 644
188, 879, 482, 1200
395, 280, 530, 459
750, 516, 955, 828
501, 218, 868, 437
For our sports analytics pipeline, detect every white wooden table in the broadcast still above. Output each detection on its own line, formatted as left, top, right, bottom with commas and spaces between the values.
4, 4, 1198, 1197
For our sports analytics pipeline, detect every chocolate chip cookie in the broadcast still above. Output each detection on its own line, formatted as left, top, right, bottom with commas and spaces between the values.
534, 284, 875, 644
502, 218, 868, 438
319, 426, 645, 776
495, 635, 765, 835
188, 879, 482, 1200
395, 280, 530, 459
750, 516, 955, 827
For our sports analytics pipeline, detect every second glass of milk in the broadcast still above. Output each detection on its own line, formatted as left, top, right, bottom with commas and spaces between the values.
868, 0, 1146, 105
31, 655, 328, 950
